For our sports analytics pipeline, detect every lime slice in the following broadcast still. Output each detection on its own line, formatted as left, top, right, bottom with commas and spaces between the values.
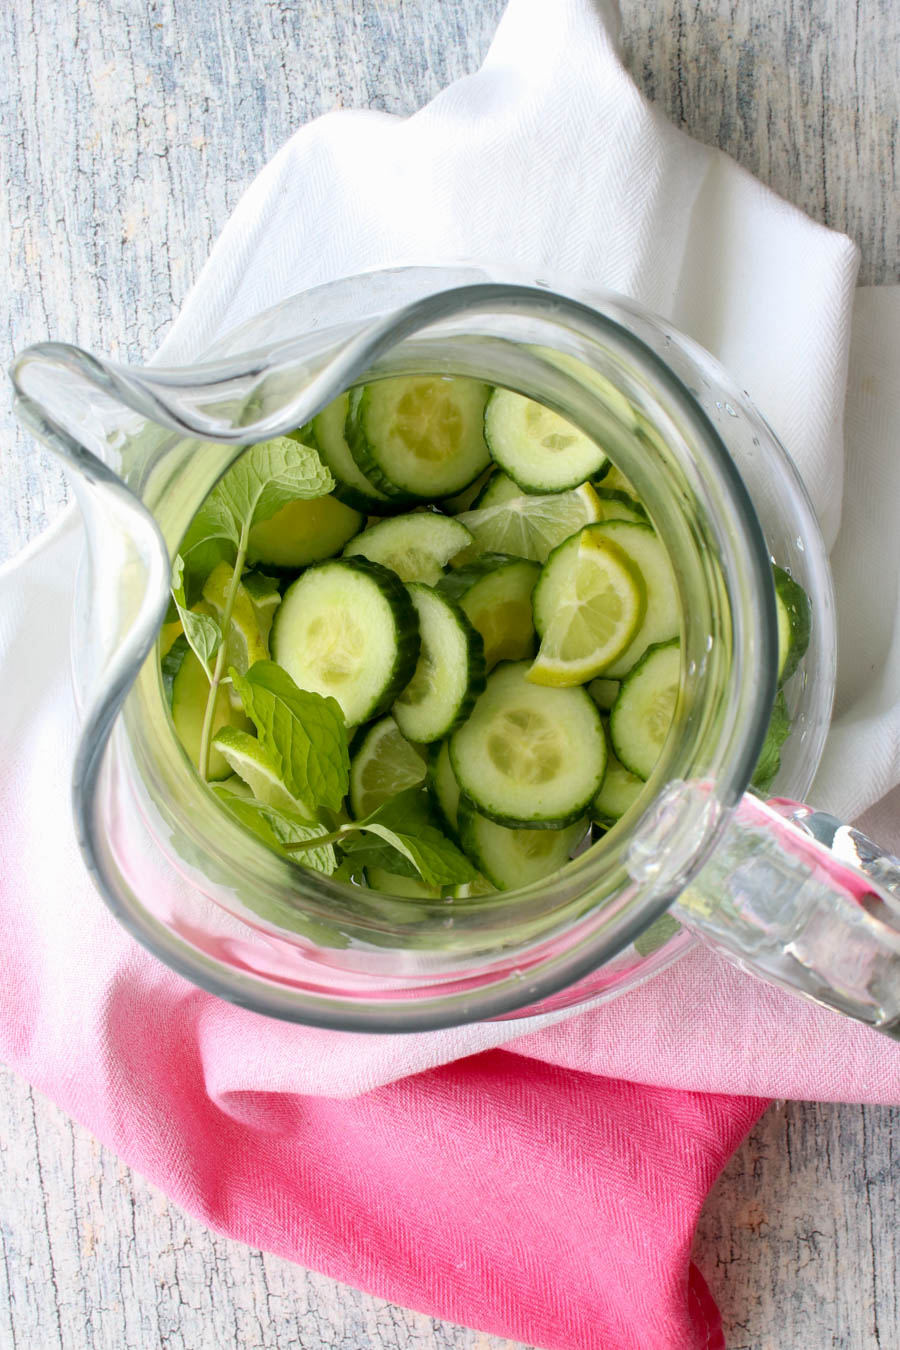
527, 533, 646, 686
349, 715, 428, 819
457, 482, 602, 563
211, 726, 314, 815
242, 571, 282, 642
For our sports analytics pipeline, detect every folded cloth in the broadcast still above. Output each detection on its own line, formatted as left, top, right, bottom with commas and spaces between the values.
3, 1, 900, 1347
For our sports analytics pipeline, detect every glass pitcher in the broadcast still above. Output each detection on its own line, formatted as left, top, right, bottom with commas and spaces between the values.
11, 263, 900, 1034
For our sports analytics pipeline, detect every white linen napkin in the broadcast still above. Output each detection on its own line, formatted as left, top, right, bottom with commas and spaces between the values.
3, 0, 900, 1101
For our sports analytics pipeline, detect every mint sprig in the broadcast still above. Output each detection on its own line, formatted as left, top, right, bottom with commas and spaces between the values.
282, 788, 479, 888
170, 553, 222, 678
213, 788, 337, 875
184, 437, 332, 779
230, 661, 349, 812
181, 437, 333, 579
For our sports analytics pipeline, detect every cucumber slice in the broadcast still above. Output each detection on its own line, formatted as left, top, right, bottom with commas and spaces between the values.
533, 521, 679, 679
773, 565, 811, 685
588, 677, 620, 711
246, 493, 363, 571
393, 584, 486, 743
457, 798, 588, 891
450, 661, 606, 827
484, 389, 609, 493
601, 464, 639, 497
441, 467, 494, 514
427, 740, 461, 838
346, 376, 492, 499
473, 470, 526, 509
349, 715, 428, 818
366, 866, 442, 899
170, 645, 253, 781
271, 557, 420, 727
343, 512, 474, 585
609, 639, 681, 780
309, 393, 401, 514
527, 531, 647, 686
591, 721, 644, 825
438, 554, 540, 670
593, 489, 647, 524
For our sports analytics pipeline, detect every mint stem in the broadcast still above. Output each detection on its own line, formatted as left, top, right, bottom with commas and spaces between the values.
197, 523, 250, 779
281, 825, 358, 853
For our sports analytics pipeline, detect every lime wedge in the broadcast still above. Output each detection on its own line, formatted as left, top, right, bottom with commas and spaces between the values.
211, 726, 313, 816
457, 482, 602, 563
527, 533, 646, 686
349, 715, 428, 819
242, 571, 282, 641
203, 563, 270, 673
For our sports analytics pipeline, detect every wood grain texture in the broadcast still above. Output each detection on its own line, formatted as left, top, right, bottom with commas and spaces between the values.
1, 1, 898, 1347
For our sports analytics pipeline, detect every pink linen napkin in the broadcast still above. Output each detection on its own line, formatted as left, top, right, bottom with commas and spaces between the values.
4, 0, 900, 1346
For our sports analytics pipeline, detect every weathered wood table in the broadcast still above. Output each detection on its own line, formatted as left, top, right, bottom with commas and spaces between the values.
2, 2, 898, 1346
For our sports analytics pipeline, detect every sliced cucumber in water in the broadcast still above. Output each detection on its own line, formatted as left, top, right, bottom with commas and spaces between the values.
271, 557, 420, 727
450, 661, 606, 827
309, 393, 400, 514
427, 740, 461, 839
588, 677, 620, 711
593, 489, 647, 524
773, 564, 811, 685
393, 584, 486, 743
609, 639, 681, 780
472, 470, 523, 509
366, 866, 443, 899
591, 722, 644, 826
343, 511, 474, 585
247, 493, 363, 570
484, 389, 609, 493
439, 554, 541, 670
346, 376, 492, 500
457, 798, 588, 891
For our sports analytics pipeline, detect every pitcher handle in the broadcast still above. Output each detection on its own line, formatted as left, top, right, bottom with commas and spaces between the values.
670, 791, 900, 1036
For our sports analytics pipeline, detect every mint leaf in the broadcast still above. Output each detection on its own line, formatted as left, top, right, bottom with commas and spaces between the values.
214, 788, 337, 874
178, 439, 333, 583
181, 609, 222, 673
169, 553, 222, 678
213, 437, 333, 532
230, 660, 349, 811
180, 496, 241, 580
344, 789, 478, 887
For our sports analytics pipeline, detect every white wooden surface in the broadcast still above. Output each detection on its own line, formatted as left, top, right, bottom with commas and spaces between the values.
1, 1, 898, 1346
